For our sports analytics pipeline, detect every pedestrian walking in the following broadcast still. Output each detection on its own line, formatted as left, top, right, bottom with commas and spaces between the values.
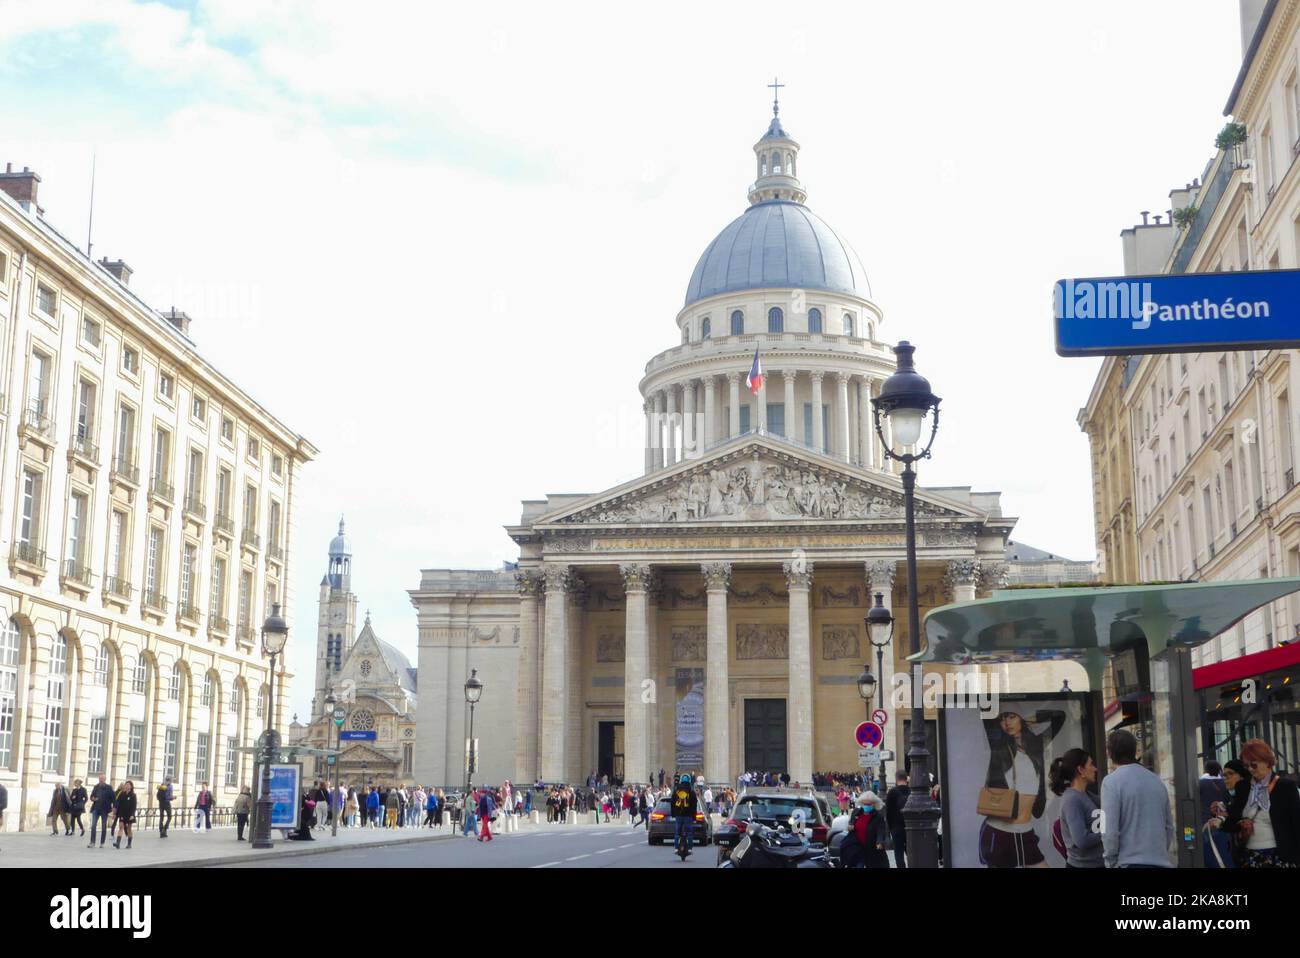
385, 786, 400, 827
840, 792, 890, 868
48, 781, 71, 836
1199, 761, 1233, 869
69, 779, 87, 837
112, 781, 137, 849
1233, 739, 1300, 868
194, 781, 214, 830
155, 778, 173, 837
1101, 729, 1174, 868
234, 786, 253, 841
477, 788, 496, 842
89, 774, 114, 848
346, 787, 359, 827
366, 786, 380, 827
885, 772, 910, 869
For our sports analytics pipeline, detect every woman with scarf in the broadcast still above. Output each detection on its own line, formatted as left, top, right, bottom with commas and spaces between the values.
978, 708, 1066, 868
839, 791, 890, 868
1232, 739, 1300, 868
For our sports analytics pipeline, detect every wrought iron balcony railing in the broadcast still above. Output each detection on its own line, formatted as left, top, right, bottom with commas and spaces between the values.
236, 624, 255, 645
209, 615, 231, 635
111, 457, 139, 486
177, 602, 201, 623
184, 494, 206, 521
241, 529, 261, 551
150, 476, 175, 502
104, 576, 133, 600
23, 404, 53, 438
70, 431, 99, 463
215, 512, 235, 536
143, 589, 169, 613
62, 559, 94, 587
11, 541, 45, 568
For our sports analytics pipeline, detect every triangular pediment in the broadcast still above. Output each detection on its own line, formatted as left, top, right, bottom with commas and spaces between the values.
537, 436, 982, 527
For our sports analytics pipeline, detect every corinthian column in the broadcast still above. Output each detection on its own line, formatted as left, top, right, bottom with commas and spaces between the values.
947, 559, 981, 603
810, 371, 825, 453
643, 401, 654, 475
621, 563, 655, 785
702, 562, 732, 784
665, 384, 679, 467
835, 372, 851, 463
782, 369, 796, 441
682, 380, 697, 460
652, 392, 665, 471
727, 373, 741, 438
514, 570, 543, 782
703, 375, 716, 449
784, 560, 815, 785
859, 378, 875, 470
540, 565, 572, 782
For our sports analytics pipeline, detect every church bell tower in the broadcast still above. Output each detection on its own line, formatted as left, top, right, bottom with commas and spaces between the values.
313, 517, 359, 720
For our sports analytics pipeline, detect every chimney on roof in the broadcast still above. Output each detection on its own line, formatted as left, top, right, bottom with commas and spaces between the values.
1141, 211, 1150, 225
160, 308, 192, 336
98, 258, 132, 286
0, 164, 43, 215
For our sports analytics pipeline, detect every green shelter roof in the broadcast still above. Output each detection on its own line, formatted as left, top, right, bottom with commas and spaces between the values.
916, 578, 1300, 665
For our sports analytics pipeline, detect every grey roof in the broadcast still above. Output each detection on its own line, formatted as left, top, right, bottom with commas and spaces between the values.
684, 200, 871, 307
329, 517, 350, 557
762, 115, 789, 140
375, 637, 417, 694
1005, 540, 1082, 564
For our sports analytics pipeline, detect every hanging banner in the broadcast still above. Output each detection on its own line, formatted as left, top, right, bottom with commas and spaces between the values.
674, 668, 705, 772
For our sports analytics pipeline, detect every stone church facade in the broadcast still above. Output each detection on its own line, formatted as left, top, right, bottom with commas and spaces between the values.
412, 98, 1017, 789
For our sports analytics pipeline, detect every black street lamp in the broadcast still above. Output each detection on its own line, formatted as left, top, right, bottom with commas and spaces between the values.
326, 690, 346, 838
464, 669, 483, 798
865, 591, 895, 793
871, 341, 942, 868
252, 603, 289, 849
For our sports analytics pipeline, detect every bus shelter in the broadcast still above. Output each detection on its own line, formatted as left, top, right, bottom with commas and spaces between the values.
914, 577, 1300, 868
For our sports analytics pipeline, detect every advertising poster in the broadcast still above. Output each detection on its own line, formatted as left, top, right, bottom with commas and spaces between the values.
941, 694, 1093, 868
674, 668, 705, 772
268, 763, 302, 830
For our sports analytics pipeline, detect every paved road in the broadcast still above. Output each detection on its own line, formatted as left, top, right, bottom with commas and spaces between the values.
217, 822, 718, 869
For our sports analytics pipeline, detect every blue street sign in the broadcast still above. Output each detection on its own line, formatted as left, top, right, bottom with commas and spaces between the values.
1053, 269, 1300, 356
339, 730, 376, 741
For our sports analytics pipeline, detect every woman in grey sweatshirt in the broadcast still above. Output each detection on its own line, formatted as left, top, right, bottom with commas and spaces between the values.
1048, 748, 1104, 867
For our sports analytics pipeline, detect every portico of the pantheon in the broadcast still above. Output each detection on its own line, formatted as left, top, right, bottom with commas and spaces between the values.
412, 98, 1042, 790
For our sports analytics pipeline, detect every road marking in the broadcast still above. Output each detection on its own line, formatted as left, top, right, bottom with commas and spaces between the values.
595, 847, 615, 854
565, 853, 591, 861
618, 843, 638, 848
532, 861, 562, 868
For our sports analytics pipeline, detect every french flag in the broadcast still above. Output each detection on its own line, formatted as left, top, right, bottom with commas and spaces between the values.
745, 346, 764, 395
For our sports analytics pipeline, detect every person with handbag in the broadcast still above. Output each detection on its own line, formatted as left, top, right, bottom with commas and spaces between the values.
233, 786, 253, 840
1048, 748, 1103, 868
112, 781, 137, 849
156, 778, 173, 838
477, 786, 496, 842
1199, 761, 1233, 869
1235, 739, 1300, 868
1221, 759, 1252, 866
840, 792, 891, 868
977, 708, 1065, 868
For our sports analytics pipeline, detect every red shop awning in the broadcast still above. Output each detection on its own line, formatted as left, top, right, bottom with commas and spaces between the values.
1193, 641, 1300, 691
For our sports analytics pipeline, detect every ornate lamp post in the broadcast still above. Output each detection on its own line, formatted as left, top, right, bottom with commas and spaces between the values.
871, 341, 942, 868
464, 669, 483, 798
252, 603, 289, 849
326, 690, 346, 838
865, 592, 894, 794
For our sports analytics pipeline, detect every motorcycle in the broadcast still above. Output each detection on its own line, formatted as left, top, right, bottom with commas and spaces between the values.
717, 820, 832, 868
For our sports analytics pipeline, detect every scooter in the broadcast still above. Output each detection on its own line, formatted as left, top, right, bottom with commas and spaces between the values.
718, 821, 832, 868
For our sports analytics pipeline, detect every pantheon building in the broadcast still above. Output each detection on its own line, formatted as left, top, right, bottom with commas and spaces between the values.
412, 100, 1017, 789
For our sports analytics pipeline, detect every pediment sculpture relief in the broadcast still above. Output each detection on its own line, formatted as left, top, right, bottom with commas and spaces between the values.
736, 623, 789, 660
561, 457, 960, 525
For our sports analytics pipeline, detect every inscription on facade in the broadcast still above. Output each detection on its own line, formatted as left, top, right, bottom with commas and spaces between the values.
588, 533, 907, 552
735, 623, 789, 660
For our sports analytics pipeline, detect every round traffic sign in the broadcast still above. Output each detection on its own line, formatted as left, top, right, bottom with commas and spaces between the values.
872, 708, 889, 727
855, 721, 884, 749
332, 707, 346, 726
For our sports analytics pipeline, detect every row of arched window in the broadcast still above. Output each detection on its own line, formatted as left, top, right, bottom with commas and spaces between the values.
760, 151, 796, 178
688, 309, 873, 342
0, 615, 266, 776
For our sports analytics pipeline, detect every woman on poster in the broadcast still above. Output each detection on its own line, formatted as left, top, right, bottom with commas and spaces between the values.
978, 708, 1066, 868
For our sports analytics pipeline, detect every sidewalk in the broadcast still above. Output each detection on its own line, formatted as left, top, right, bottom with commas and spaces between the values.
0, 819, 476, 868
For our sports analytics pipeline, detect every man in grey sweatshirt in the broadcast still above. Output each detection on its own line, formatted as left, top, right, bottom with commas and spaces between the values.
1101, 729, 1174, 868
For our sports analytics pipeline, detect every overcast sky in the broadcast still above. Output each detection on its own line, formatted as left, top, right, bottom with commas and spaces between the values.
1, 0, 1244, 718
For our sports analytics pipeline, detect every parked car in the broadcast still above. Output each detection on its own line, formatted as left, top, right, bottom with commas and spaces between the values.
715, 788, 831, 863
646, 798, 712, 846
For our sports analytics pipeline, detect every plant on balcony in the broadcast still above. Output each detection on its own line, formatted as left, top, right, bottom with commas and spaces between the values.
1215, 122, 1247, 151
1172, 205, 1199, 230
